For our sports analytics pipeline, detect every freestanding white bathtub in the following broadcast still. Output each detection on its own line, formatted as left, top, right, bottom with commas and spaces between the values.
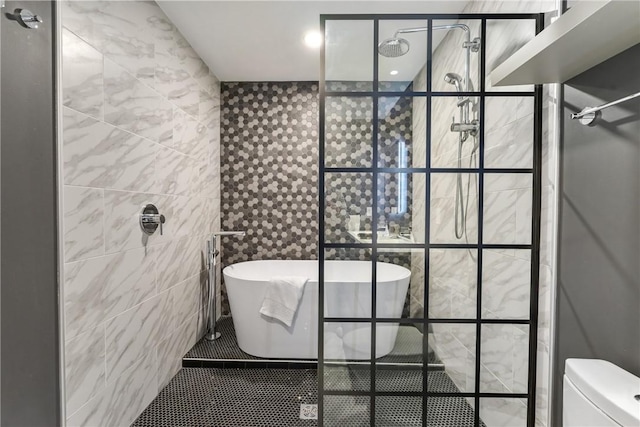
223, 260, 411, 360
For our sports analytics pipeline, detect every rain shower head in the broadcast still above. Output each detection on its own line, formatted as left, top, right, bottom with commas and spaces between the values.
444, 72, 464, 92
378, 37, 410, 58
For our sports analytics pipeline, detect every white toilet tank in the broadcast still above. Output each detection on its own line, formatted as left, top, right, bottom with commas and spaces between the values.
564, 359, 640, 427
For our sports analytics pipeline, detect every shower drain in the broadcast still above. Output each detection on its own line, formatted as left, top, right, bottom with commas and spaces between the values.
299, 404, 318, 420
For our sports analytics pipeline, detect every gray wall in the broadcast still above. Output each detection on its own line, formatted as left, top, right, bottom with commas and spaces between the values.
1, 1, 60, 425
553, 43, 640, 425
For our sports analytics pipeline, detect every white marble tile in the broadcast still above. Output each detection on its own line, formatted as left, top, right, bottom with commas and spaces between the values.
485, 96, 519, 136
539, 185, 555, 267
103, 190, 172, 253
480, 324, 514, 391
104, 58, 173, 144
485, 114, 534, 169
63, 108, 156, 192
482, 250, 531, 319
428, 281, 451, 318
105, 291, 171, 382
173, 109, 208, 160
450, 290, 477, 319
191, 59, 211, 92
155, 53, 199, 118
66, 352, 157, 427
65, 326, 106, 416
515, 188, 533, 244
155, 236, 204, 293
479, 364, 510, 394
479, 398, 527, 427
537, 264, 552, 342
64, 186, 104, 262
535, 340, 551, 427
512, 326, 530, 393
156, 313, 197, 391
171, 273, 203, 329
409, 295, 424, 319
64, 246, 156, 338
484, 173, 532, 193
62, 28, 104, 119
410, 265, 425, 307
432, 329, 475, 392
155, 146, 199, 197
62, 0, 155, 87
430, 173, 457, 199
483, 190, 517, 244
168, 196, 204, 239
430, 249, 476, 298
199, 89, 220, 132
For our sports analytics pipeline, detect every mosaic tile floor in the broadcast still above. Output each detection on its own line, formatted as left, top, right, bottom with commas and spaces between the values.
132, 368, 484, 427
185, 317, 440, 365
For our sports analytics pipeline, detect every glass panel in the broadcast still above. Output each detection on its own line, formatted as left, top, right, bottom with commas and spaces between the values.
325, 96, 373, 168
375, 339, 423, 389
377, 97, 422, 168
376, 173, 423, 245
479, 398, 528, 427
431, 95, 480, 168
324, 249, 371, 319
324, 322, 371, 362
429, 323, 476, 393
376, 250, 417, 320
378, 20, 428, 93
324, 362, 370, 393
482, 249, 531, 319
374, 250, 423, 389
480, 324, 529, 394
485, 19, 536, 92
432, 20, 481, 93
323, 395, 370, 427
324, 172, 373, 244
483, 173, 532, 244
429, 249, 477, 319
430, 172, 479, 244
427, 397, 477, 427
375, 325, 423, 391
484, 96, 534, 169
325, 20, 373, 92
375, 396, 422, 426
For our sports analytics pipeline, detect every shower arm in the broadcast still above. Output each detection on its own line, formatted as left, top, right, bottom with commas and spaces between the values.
393, 24, 475, 96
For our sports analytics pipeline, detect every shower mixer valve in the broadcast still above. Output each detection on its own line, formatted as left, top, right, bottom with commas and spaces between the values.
139, 204, 166, 236
450, 117, 479, 137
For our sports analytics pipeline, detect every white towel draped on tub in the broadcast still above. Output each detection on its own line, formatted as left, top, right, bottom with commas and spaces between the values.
259, 276, 308, 327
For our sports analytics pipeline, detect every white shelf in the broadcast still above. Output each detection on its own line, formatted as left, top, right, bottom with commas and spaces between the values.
490, 1, 640, 86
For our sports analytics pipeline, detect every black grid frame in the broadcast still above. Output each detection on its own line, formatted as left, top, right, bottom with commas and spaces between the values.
319, 13, 545, 427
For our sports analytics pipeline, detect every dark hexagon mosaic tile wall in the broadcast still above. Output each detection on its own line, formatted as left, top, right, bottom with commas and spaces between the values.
220, 82, 414, 315
221, 81, 320, 261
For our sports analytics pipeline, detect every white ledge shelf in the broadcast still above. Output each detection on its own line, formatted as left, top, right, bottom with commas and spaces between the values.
490, 0, 640, 86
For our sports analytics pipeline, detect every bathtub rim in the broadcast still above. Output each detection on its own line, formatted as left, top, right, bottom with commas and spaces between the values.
222, 259, 412, 283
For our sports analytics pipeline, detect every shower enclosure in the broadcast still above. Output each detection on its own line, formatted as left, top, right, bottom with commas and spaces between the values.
319, 13, 543, 426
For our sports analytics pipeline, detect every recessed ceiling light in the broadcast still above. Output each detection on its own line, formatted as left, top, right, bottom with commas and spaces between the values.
304, 31, 323, 48
390, 70, 399, 76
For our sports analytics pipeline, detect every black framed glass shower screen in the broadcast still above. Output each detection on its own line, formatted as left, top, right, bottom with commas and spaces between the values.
319, 13, 544, 427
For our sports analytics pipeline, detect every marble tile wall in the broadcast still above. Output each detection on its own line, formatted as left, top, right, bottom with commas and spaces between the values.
60, 1, 220, 425
410, 2, 558, 426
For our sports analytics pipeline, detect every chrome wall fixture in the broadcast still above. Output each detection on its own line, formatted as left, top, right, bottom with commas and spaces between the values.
206, 231, 246, 341
571, 91, 640, 125
8, 8, 43, 29
139, 204, 166, 235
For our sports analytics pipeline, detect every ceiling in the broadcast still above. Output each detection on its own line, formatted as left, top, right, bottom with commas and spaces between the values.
158, 1, 470, 82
